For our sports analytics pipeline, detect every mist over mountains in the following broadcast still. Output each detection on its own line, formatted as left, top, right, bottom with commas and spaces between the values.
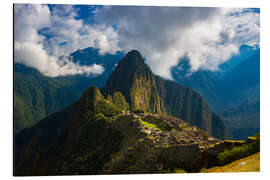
14, 47, 123, 133
171, 45, 260, 139
14, 44, 260, 140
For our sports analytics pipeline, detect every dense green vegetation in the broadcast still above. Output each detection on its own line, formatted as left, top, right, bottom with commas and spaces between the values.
217, 134, 260, 165
15, 86, 124, 175
96, 100, 121, 118
14, 83, 259, 175
14, 47, 123, 133
14, 64, 78, 133
14, 64, 99, 133
142, 115, 172, 131
112, 92, 130, 111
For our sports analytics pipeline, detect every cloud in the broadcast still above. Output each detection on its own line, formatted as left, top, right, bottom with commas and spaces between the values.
14, 5, 260, 79
42, 5, 121, 56
14, 41, 104, 77
95, 6, 260, 79
14, 4, 118, 77
222, 8, 260, 47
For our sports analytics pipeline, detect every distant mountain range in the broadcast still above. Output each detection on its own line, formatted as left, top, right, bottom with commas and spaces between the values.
215, 44, 258, 78
217, 51, 260, 139
171, 45, 260, 139
14, 45, 260, 140
14, 47, 123, 133
171, 44, 258, 111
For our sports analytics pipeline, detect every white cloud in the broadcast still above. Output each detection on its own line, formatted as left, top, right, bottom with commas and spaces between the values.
14, 5, 260, 79
222, 8, 260, 47
14, 41, 104, 77
95, 6, 260, 79
14, 4, 117, 77
42, 4, 121, 57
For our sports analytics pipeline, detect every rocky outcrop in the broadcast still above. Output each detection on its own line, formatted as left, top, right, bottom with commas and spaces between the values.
112, 92, 130, 111
102, 50, 231, 139
102, 50, 165, 114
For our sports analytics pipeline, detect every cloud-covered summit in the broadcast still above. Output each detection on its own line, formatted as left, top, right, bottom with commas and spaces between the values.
14, 4, 259, 79
95, 6, 259, 79
14, 4, 118, 77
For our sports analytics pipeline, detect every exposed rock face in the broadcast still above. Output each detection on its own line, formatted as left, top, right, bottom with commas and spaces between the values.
102, 50, 230, 139
102, 50, 165, 114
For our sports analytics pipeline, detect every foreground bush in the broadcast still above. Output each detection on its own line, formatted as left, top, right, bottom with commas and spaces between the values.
217, 134, 260, 165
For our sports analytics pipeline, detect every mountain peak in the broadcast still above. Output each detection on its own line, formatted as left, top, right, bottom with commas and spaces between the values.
81, 86, 102, 99
101, 50, 164, 114
79, 86, 105, 113
101, 51, 230, 138
127, 49, 142, 56
119, 50, 145, 67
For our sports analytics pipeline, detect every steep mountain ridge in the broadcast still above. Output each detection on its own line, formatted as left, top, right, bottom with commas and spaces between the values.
14, 47, 123, 133
102, 50, 165, 114
15, 85, 236, 175
102, 50, 230, 138
14, 64, 88, 133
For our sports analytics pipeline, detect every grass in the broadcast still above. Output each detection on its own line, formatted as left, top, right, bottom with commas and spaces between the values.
224, 140, 246, 143
140, 120, 161, 131
142, 115, 172, 131
202, 152, 260, 173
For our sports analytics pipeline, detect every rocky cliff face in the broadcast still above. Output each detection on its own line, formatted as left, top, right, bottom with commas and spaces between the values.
102, 50, 165, 114
102, 50, 230, 139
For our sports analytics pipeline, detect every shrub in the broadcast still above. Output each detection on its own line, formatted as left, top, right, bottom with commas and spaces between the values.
140, 120, 160, 131
217, 134, 260, 165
